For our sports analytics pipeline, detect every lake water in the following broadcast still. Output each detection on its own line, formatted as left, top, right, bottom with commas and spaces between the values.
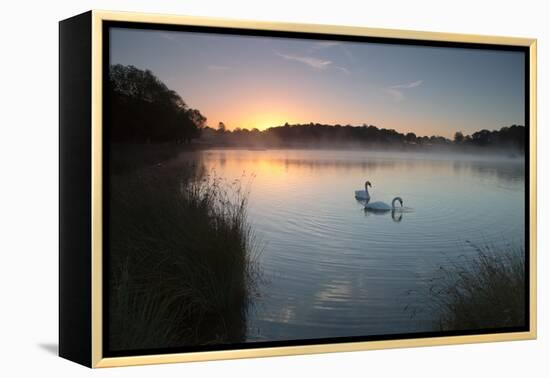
190, 149, 525, 342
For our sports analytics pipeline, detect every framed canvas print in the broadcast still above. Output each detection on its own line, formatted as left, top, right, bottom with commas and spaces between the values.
59, 10, 537, 368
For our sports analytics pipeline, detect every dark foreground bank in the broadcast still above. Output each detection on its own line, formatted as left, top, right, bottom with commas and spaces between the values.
108, 154, 259, 351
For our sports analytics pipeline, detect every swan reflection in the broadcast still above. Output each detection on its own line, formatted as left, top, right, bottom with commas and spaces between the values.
363, 206, 406, 222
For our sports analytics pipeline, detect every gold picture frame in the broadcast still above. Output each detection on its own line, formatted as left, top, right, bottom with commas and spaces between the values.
59, 10, 537, 368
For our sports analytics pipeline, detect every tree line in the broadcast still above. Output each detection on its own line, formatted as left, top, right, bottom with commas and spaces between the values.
201, 122, 526, 151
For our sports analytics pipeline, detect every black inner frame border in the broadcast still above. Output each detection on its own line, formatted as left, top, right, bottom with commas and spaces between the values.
102, 20, 531, 358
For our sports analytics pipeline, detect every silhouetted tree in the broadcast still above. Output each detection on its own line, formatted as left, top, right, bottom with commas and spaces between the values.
471, 129, 491, 146
406, 132, 417, 143
454, 131, 464, 144
464, 125, 525, 150
108, 64, 206, 143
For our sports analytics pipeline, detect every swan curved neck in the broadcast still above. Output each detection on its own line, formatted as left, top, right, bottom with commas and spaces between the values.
392, 197, 402, 208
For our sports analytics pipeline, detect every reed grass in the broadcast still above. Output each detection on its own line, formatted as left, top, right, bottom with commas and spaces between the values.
108, 161, 259, 351
427, 242, 525, 331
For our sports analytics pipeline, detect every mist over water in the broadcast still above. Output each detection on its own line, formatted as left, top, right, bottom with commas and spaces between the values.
177, 149, 525, 341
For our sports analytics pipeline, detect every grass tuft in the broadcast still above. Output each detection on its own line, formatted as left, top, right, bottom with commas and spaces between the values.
108, 161, 260, 351
427, 242, 525, 331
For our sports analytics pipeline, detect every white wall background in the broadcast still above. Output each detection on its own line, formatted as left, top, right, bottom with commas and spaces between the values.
0, 0, 547, 376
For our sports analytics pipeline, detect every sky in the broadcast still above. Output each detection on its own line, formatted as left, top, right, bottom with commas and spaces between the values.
110, 27, 525, 138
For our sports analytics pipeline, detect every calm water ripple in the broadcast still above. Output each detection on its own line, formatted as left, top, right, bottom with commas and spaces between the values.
179, 149, 525, 341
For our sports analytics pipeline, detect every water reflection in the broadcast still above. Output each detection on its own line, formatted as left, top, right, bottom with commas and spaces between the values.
452, 159, 524, 185
197, 149, 525, 186
392, 208, 403, 222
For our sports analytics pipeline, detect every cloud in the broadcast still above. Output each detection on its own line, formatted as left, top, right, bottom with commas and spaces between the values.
335, 66, 350, 75
207, 65, 231, 71
311, 41, 355, 66
275, 51, 332, 70
386, 80, 423, 101
310, 41, 342, 50
274, 50, 350, 74
390, 80, 423, 89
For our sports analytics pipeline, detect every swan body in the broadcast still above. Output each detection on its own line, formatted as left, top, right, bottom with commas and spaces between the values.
354, 190, 370, 201
365, 197, 403, 211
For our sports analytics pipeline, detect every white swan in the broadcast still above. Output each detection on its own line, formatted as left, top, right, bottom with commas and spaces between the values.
354, 181, 404, 211
354, 181, 371, 202
365, 197, 403, 211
